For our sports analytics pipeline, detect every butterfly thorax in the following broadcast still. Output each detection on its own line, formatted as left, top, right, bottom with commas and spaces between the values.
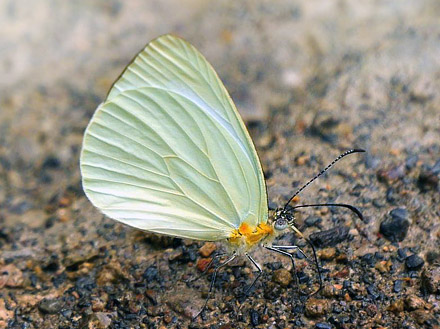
228, 222, 275, 252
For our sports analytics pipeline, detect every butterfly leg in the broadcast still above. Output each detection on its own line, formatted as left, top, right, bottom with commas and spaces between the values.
236, 253, 263, 313
243, 253, 262, 296
264, 245, 301, 291
271, 245, 308, 260
193, 252, 237, 320
265, 244, 322, 296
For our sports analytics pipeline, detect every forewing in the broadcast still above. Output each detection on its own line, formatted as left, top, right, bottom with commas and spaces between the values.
80, 34, 267, 241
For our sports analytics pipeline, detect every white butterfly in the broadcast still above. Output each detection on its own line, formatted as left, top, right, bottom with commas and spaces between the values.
80, 34, 364, 316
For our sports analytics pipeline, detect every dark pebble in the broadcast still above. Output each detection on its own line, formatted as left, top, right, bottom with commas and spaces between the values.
393, 280, 403, 293
379, 208, 410, 242
266, 261, 283, 271
315, 323, 332, 329
372, 199, 385, 208
309, 226, 349, 248
9, 201, 33, 215
366, 284, 380, 300
386, 187, 397, 204
61, 309, 72, 318
432, 159, 440, 174
250, 310, 260, 326
405, 154, 418, 170
294, 249, 306, 259
406, 254, 424, 270
310, 112, 340, 144
397, 248, 408, 261
426, 250, 440, 264
305, 216, 322, 227
361, 253, 376, 267
418, 169, 439, 190
365, 155, 381, 169
38, 298, 64, 314
343, 280, 352, 289
143, 266, 158, 282
42, 156, 61, 169
421, 266, 440, 293
296, 271, 310, 284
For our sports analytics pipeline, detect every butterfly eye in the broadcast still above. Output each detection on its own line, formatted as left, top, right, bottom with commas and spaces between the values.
274, 218, 289, 231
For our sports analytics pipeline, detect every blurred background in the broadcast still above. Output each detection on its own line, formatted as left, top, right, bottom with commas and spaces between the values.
1, 1, 439, 328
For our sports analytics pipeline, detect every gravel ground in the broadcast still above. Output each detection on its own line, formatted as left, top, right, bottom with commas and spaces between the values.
1, 1, 439, 328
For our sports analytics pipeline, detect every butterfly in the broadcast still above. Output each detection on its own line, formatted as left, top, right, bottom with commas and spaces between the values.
80, 34, 364, 317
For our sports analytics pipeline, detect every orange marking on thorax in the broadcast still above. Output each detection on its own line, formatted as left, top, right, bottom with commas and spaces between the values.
229, 222, 274, 248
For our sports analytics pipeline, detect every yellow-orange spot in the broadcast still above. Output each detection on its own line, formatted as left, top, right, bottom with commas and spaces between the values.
238, 222, 252, 235
229, 222, 274, 248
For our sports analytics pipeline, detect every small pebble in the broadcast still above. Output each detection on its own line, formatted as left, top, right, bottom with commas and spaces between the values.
163, 314, 172, 324
0, 264, 24, 288
42, 156, 61, 169
366, 284, 380, 300
421, 266, 440, 293
375, 260, 392, 273
376, 165, 406, 183
393, 280, 403, 293
91, 297, 106, 312
321, 284, 342, 298
404, 295, 425, 311
272, 268, 292, 287
335, 253, 348, 264
305, 298, 330, 317
418, 169, 439, 190
331, 267, 350, 279
167, 248, 183, 261
199, 242, 216, 257
296, 155, 310, 166
397, 248, 408, 261
319, 248, 336, 261
379, 208, 410, 242
250, 309, 260, 326
315, 323, 332, 329
432, 159, 440, 174
38, 298, 64, 314
388, 299, 404, 313
196, 258, 212, 272
405, 254, 424, 270
305, 216, 321, 227
143, 266, 158, 282
361, 253, 376, 267
386, 187, 398, 204
145, 289, 158, 305
411, 310, 434, 326
405, 154, 418, 170
86, 312, 112, 328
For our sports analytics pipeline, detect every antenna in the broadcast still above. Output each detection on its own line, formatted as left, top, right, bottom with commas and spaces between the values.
283, 149, 365, 210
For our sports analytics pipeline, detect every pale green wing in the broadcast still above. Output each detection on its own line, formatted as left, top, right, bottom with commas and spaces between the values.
80, 34, 267, 241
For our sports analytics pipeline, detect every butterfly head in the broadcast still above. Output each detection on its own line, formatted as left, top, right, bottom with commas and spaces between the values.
273, 208, 295, 231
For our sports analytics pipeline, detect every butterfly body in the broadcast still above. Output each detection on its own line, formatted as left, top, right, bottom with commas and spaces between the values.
228, 222, 275, 253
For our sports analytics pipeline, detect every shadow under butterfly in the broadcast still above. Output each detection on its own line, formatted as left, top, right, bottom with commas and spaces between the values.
79, 34, 365, 320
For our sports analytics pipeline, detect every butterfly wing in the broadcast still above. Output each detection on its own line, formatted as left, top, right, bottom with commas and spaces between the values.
80, 34, 268, 241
